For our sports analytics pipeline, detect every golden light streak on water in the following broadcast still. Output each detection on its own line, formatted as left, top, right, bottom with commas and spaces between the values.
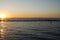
0, 21, 6, 40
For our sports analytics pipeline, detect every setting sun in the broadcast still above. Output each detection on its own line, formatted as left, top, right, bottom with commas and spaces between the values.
0, 14, 7, 18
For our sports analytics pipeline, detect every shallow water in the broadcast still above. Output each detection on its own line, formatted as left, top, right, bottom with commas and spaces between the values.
0, 21, 60, 40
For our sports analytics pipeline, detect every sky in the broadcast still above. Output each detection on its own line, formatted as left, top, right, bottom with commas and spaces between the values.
0, 0, 60, 18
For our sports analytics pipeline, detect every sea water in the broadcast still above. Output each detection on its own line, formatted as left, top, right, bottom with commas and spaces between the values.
0, 21, 60, 40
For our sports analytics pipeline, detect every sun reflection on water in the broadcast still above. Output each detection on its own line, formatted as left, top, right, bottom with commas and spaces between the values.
0, 21, 6, 40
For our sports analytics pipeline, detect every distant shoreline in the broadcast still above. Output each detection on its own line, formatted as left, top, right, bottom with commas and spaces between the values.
0, 18, 60, 22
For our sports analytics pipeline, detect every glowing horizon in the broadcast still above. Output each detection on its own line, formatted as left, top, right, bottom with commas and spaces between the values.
0, 0, 60, 18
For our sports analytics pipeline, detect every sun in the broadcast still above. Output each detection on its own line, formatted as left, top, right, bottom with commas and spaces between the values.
0, 14, 7, 18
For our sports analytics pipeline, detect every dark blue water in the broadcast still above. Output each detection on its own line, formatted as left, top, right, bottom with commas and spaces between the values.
0, 21, 60, 40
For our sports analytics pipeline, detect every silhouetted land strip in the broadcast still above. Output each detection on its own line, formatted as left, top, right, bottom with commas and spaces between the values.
0, 18, 60, 22
6, 19, 60, 21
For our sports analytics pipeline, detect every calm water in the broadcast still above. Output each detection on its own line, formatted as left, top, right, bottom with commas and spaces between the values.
0, 21, 60, 40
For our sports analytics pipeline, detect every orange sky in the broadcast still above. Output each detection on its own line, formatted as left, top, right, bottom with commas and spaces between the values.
0, 0, 60, 18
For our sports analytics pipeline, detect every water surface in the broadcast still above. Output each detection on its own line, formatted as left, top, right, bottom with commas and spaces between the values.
0, 21, 60, 40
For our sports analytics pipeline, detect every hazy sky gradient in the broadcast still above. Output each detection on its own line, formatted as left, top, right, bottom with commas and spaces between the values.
0, 0, 60, 18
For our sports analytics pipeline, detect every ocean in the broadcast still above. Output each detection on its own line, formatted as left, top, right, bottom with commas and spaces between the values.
0, 21, 60, 40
